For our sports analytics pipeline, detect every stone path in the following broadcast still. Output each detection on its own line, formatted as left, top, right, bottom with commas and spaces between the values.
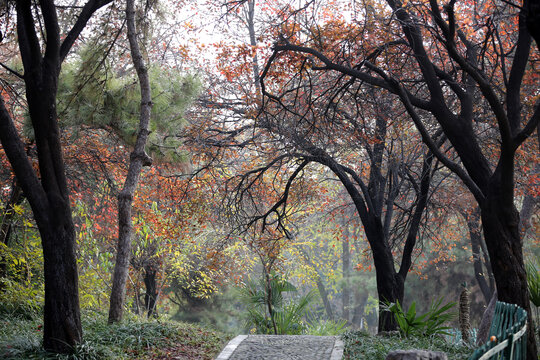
215, 335, 344, 360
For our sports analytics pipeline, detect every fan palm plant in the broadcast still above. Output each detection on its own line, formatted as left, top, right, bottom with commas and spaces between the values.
238, 272, 316, 334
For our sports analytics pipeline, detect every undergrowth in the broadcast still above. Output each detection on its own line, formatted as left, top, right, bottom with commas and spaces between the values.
0, 310, 229, 359
342, 330, 472, 360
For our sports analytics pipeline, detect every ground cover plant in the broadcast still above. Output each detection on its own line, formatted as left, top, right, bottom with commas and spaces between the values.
342, 331, 472, 360
0, 311, 229, 360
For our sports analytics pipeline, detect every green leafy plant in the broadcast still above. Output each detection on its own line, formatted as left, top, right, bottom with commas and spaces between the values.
0, 311, 227, 359
307, 319, 348, 335
525, 257, 540, 307
525, 257, 540, 342
342, 330, 471, 360
382, 298, 456, 337
238, 272, 316, 335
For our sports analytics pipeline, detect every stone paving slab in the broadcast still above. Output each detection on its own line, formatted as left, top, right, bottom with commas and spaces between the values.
215, 335, 344, 360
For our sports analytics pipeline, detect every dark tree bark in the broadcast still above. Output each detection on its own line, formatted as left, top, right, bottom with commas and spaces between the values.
526, 0, 540, 52
143, 263, 158, 317
108, 0, 153, 324
0, 0, 112, 352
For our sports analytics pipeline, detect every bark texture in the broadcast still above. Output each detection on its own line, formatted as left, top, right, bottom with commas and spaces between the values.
0, 0, 112, 352
108, 0, 153, 324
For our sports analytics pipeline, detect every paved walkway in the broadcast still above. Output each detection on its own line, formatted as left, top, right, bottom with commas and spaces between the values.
215, 335, 344, 360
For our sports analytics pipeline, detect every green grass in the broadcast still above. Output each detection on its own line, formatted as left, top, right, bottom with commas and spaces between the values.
342, 331, 472, 360
0, 310, 230, 359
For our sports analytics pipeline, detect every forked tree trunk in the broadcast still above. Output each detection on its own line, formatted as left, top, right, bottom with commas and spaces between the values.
0, 0, 121, 353
108, 0, 153, 323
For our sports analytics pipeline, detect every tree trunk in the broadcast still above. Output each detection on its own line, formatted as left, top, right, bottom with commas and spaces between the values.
481, 191, 538, 359
342, 224, 351, 323
41, 216, 82, 352
365, 217, 402, 332
375, 265, 403, 332
315, 276, 334, 321
0, 0, 112, 353
466, 208, 494, 304
351, 285, 369, 329
144, 264, 158, 317
108, 0, 153, 324
299, 247, 334, 320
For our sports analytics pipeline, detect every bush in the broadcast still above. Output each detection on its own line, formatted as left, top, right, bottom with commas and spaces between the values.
238, 271, 316, 335
307, 319, 348, 335
0, 278, 43, 319
381, 298, 456, 337
0, 311, 228, 359
342, 331, 471, 360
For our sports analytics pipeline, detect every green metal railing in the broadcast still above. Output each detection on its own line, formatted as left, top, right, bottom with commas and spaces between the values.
469, 301, 528, 360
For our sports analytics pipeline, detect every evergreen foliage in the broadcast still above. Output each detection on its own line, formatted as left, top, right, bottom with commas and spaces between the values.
56, 43, 200, 162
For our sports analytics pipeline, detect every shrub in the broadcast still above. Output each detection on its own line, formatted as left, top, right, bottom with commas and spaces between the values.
382, 298, 456, 337
238, 271, 316, 334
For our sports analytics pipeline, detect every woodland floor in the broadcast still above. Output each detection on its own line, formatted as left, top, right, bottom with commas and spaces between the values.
0, 311, 230, 359
0, 311, 476, 360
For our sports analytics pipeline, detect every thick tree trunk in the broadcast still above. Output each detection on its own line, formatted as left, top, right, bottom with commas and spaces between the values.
0, 0, 111, 353
41, 215, 82, 352
481, 194, 538, 359
366, 217, 402, 332
375, 266, 403, 332
526, 0, 540, 52
108, 0, 152, 324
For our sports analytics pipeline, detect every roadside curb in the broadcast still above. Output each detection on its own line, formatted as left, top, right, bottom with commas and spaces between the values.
215, 335, 248, 360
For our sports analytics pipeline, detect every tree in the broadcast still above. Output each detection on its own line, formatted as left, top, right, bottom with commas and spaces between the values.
0, 0, 113, 352
108, 0, 153, 324
264, 0, 539, 355
179, 0, 445, 332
